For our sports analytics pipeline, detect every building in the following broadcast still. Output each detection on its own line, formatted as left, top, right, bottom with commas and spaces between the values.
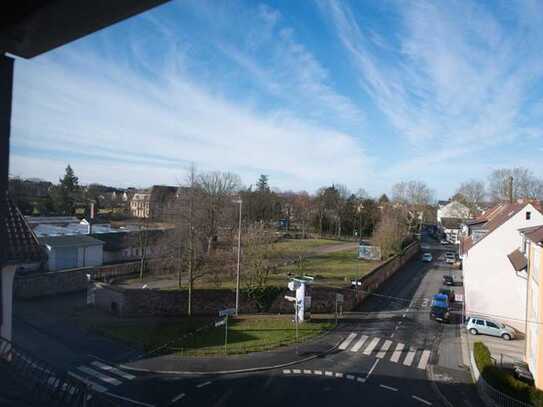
129, 185, 178, 219
95, 229, 168, 264
440, 217, 464, 244
460, 200, 543, 332
39, 235, 104, 271
523, 225, 543, 389
437, 200, 471, 224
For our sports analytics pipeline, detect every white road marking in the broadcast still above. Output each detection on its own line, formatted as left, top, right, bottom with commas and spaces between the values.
417, 350, 431, 370
346, 375, 355, 380
357, 377, 366, 383
292, 369, 301, 374
171, 393, 185, 403
103, 392, 156, 407
76, 366, 122, 386
338, 333, 357, 350
196, 381, 211, 388
91, 361, 135, 380
304, 369, 312, 375
283, 369, 291, 374
325, 371, 333, 377
403, 347, 416, 366
335, 372, 343, 378
350, 335, 368, 352
363, 337, 381, 355
313, 370, 322, 375
365, 359, 380, 381
68, 372, 107, 393
376, 340, 392, 359
412, 395, 433, 405
390, 343, 405, 363
390, 332, 395, 339
380, 384, 398, 392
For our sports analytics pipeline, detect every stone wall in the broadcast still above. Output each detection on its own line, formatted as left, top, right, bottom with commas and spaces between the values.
14, 267, 91, 299
94, 242, 420, 316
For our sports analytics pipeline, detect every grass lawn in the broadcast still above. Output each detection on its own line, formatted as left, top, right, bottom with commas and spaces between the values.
273, 249, 377, 288
270, 239, 347, 257
91, 316, 333, 356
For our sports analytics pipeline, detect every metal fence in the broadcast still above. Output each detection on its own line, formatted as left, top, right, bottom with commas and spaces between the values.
0, 336, 87, 406
477, 373, 533, 407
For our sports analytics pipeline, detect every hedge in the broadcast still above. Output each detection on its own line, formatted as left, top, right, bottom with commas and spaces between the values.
473, 341, 543, 406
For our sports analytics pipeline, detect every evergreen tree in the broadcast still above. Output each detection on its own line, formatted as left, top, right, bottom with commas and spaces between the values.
256, 174, 270, 193
51, 165, 80, 215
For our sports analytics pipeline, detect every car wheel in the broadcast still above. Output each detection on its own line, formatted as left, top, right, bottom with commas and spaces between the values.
469, 328, 478, 335
502, 333, 512, 341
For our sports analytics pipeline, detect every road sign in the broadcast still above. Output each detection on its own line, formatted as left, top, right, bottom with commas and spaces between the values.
215, 318, 226, 327
284, 295, 296, 302
336, 293, 344, 304
219, 308, 236, 317
455, 294, 464, 302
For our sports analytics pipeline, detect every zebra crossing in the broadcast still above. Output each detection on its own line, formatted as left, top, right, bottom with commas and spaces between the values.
68, 360, 135, 393
338, 333, 431, 370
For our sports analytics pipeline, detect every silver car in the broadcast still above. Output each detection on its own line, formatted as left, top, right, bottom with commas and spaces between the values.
466, 317, 516, 340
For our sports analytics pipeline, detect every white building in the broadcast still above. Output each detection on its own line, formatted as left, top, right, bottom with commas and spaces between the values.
437, 200, 471, 224
460, 201, 543, 332
39, 235, 104, 271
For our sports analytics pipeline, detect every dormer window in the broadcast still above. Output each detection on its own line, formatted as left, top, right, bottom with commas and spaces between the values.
526, 211, 531, 220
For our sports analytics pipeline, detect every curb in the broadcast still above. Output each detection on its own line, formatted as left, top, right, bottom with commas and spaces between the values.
425, 325, 455, 407
119, 336, 344, 376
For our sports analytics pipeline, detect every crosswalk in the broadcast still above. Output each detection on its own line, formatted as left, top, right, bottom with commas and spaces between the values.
68, 360, 135, 393
338, 333, 431, 370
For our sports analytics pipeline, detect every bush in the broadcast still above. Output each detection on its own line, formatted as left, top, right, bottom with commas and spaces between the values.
473, 341, 543, 406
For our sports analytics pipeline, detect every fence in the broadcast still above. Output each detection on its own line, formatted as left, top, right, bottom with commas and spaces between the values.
470, 350, 533, 407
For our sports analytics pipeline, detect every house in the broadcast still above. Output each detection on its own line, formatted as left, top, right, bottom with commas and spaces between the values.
129, 185, 178, 219
39, 235, 104, 271
95, 229, 167, 264
440, 217, 464, 244
1, 196, 45, 341
523, 225, 543, 389
460, 200, 543, 332
437, 200, 471, 224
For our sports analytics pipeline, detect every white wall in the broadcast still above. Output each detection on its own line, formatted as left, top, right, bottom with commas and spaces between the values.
437, 201, 471, 224
463, 204, 543, 332
82, 245, 103, 267
1, 266, 16, 341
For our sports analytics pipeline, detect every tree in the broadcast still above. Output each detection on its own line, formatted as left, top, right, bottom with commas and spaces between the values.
488, 167, 543, 203
372, 208, 409, 258
51, 165, 80, 215
455, 180, 486, 211
391, 181, 433, 207
256, 175, 270, 193
378, 194, 390, 205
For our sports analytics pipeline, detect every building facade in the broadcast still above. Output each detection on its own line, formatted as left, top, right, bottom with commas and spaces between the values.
39, 235, 104, 271
437, 200, 471, 224
129, 185, 178, 219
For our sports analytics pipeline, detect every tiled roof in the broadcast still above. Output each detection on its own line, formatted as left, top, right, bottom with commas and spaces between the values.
525, 225, 543, 244
507, 249, 527, 271
441, 217, 464, 230
1, 194, 45, 267
39, 235, 105, 248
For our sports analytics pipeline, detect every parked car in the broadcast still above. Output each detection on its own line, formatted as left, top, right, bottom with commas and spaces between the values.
422, 252, 432, 262
442, 275, 454, 286
445, 252, 456, 264
466, 317, 516, 340
430, 293, 450, 322
439, 288, 455, 302
440, 239, 449, 245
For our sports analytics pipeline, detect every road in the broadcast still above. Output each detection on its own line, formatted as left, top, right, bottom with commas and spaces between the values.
76, 237, 477, 407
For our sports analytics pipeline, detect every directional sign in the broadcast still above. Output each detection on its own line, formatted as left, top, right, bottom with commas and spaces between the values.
336, 293, 344, 304
219, 308, 236, 317
215, 318, 226, 327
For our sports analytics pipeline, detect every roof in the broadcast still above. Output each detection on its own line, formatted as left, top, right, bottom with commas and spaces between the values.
1, 0, 170, 58
507, 249, 527, 271
438, 200, 449, 206
94, 229, 166, 251
440, 217, 463, 230
39, 235, 105, 248
461, 201, 542, 255
524, 225, 543, 245
1, 194, 45, 267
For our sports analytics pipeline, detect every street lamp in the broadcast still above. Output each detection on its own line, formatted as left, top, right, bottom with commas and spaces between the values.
233, 198, 242, 315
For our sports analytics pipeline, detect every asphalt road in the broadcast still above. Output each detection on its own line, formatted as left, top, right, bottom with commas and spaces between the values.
89, 238, 475, 407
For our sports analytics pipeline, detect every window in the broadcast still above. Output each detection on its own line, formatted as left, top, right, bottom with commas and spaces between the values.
476, 319, 485, 326
526, 211, 531, 220
486, 321, 499, 329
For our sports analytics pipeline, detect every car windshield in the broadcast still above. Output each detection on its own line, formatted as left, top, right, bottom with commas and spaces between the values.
3, 2, 537, 407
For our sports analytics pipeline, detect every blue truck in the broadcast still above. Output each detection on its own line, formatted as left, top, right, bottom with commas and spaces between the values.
430, 293, 450, 323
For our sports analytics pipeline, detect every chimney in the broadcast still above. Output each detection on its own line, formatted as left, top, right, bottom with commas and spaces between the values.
508, 176, 514, 203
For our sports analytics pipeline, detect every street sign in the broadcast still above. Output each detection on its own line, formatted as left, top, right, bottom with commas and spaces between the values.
336, 293, 344, 304
219, 308, 236, 317
455, 294, 464, 302
284, 295, 296, 302
215, 318, 226, 327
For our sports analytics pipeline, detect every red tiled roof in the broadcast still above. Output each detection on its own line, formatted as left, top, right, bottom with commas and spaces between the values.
525, 225, 543, 244
461, 200, 542, 255
507, 249, 527, 271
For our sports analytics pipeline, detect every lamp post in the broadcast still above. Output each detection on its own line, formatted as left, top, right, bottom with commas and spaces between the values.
233, 198, 242, 315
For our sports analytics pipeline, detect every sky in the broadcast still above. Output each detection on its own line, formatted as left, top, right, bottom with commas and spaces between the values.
9, 0, 543, 199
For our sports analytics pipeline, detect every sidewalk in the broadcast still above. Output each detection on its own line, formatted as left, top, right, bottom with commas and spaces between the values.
121, 328, 345, 375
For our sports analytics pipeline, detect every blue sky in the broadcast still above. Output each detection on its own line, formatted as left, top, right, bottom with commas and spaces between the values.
9, 0, 543, 199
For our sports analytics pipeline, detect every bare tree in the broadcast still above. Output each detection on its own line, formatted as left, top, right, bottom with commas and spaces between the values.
136, 218, 152, 280
392, 181, 433, 207
455, 180, 486, 211
488, 167, 543, 202
372, 208, 409, 258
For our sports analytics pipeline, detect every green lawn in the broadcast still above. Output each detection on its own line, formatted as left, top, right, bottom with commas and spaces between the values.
92, 316, 333, 356
270, 239, 347, 257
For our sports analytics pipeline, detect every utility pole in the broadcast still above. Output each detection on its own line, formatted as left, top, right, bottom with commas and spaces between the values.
234, 199, 242, 315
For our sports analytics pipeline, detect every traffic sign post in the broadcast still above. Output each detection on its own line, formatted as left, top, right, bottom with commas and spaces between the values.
219, 308, 236, 354
335, 293, 344, 326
